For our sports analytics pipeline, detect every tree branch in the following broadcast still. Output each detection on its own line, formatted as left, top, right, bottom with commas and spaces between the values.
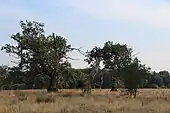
131, 50, 140, 57
69, 47, 86, 55
9, 54, 19, 59
65, 56, 80, 60
11, 60, 19, 64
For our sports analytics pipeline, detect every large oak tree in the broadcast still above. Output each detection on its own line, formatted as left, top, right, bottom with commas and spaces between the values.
1, 20, 78, 92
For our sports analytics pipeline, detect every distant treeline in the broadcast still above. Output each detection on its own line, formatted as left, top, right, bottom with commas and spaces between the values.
0, 66, 169, 90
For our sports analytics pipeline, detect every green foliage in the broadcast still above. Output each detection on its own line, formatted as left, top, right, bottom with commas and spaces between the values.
85, 46, 103, 67
1, 20, 76, 92
102, 41, 132, 71
70, 69, 88, 88
1, 20, 170, 91
0, 65, 9, 87
121, 58, 150, 90
85, 41, 133, 91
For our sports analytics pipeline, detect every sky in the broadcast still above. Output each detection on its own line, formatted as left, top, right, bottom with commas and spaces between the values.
0, 0, 170, 72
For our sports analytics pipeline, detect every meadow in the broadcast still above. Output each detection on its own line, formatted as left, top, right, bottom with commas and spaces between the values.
0, 89, 170, 113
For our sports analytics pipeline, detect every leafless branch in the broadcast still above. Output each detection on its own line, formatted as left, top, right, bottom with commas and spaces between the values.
69, 47, 86, 55
65, 56, 80, 60
11, 60, 19, 64
132, 52, 140, 57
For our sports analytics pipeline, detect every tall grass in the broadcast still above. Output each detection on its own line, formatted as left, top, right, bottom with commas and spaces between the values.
0, 89, 170, 113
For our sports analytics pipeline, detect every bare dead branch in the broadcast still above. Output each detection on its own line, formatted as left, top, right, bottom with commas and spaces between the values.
69, 47, 86, 56
11, 60, 19, 64
132, 52, 140, 57
65, 56, 80, 60
131, 50, 140, 57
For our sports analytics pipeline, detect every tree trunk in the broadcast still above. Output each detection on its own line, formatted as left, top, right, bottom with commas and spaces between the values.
47, 75, 58, 92
83, 84, 92, 95
110, 73, 117, 91
110, 86, 114, 91
100, 74, 103, 89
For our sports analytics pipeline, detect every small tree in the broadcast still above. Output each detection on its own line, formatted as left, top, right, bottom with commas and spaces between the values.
121, 57, 150, 97
84, 41, 133, 93
102, 41, 132, 91
0, 65, 9, 88
84, 46, 103, 94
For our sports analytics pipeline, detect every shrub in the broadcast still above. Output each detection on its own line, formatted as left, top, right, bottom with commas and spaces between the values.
61, 93, 73, 97
148, 84, 159, 88
14, 91, 27, 101
36, 94, 55, 103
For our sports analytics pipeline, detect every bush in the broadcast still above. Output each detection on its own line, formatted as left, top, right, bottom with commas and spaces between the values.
36, 94, 55, 103
167, 84, 170, 88
14, 91, 27, 101
61, 93, 73, 97
160, 85, 166, 88
147, 84, 159, 88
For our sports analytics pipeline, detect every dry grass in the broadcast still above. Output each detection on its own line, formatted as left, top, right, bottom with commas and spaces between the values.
0, 89, 170, 113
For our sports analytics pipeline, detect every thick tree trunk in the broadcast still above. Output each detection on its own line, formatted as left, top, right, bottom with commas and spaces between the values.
47, 75, 58, 92
110, 86, 114, 91
110, 74, 116, 91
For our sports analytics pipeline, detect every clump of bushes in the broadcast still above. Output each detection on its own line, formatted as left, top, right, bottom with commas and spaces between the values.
13, 91, 27, 101
36, 94, 55, 103
61, 93, 73, 97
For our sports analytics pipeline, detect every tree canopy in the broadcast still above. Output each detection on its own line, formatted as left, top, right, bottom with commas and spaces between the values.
1, 20, 170, 94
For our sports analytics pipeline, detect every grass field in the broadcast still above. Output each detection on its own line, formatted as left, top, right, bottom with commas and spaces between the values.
1, 89, 170, 113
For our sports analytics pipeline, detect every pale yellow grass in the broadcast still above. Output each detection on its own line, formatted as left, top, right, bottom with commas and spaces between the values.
0, 89, 170, 113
